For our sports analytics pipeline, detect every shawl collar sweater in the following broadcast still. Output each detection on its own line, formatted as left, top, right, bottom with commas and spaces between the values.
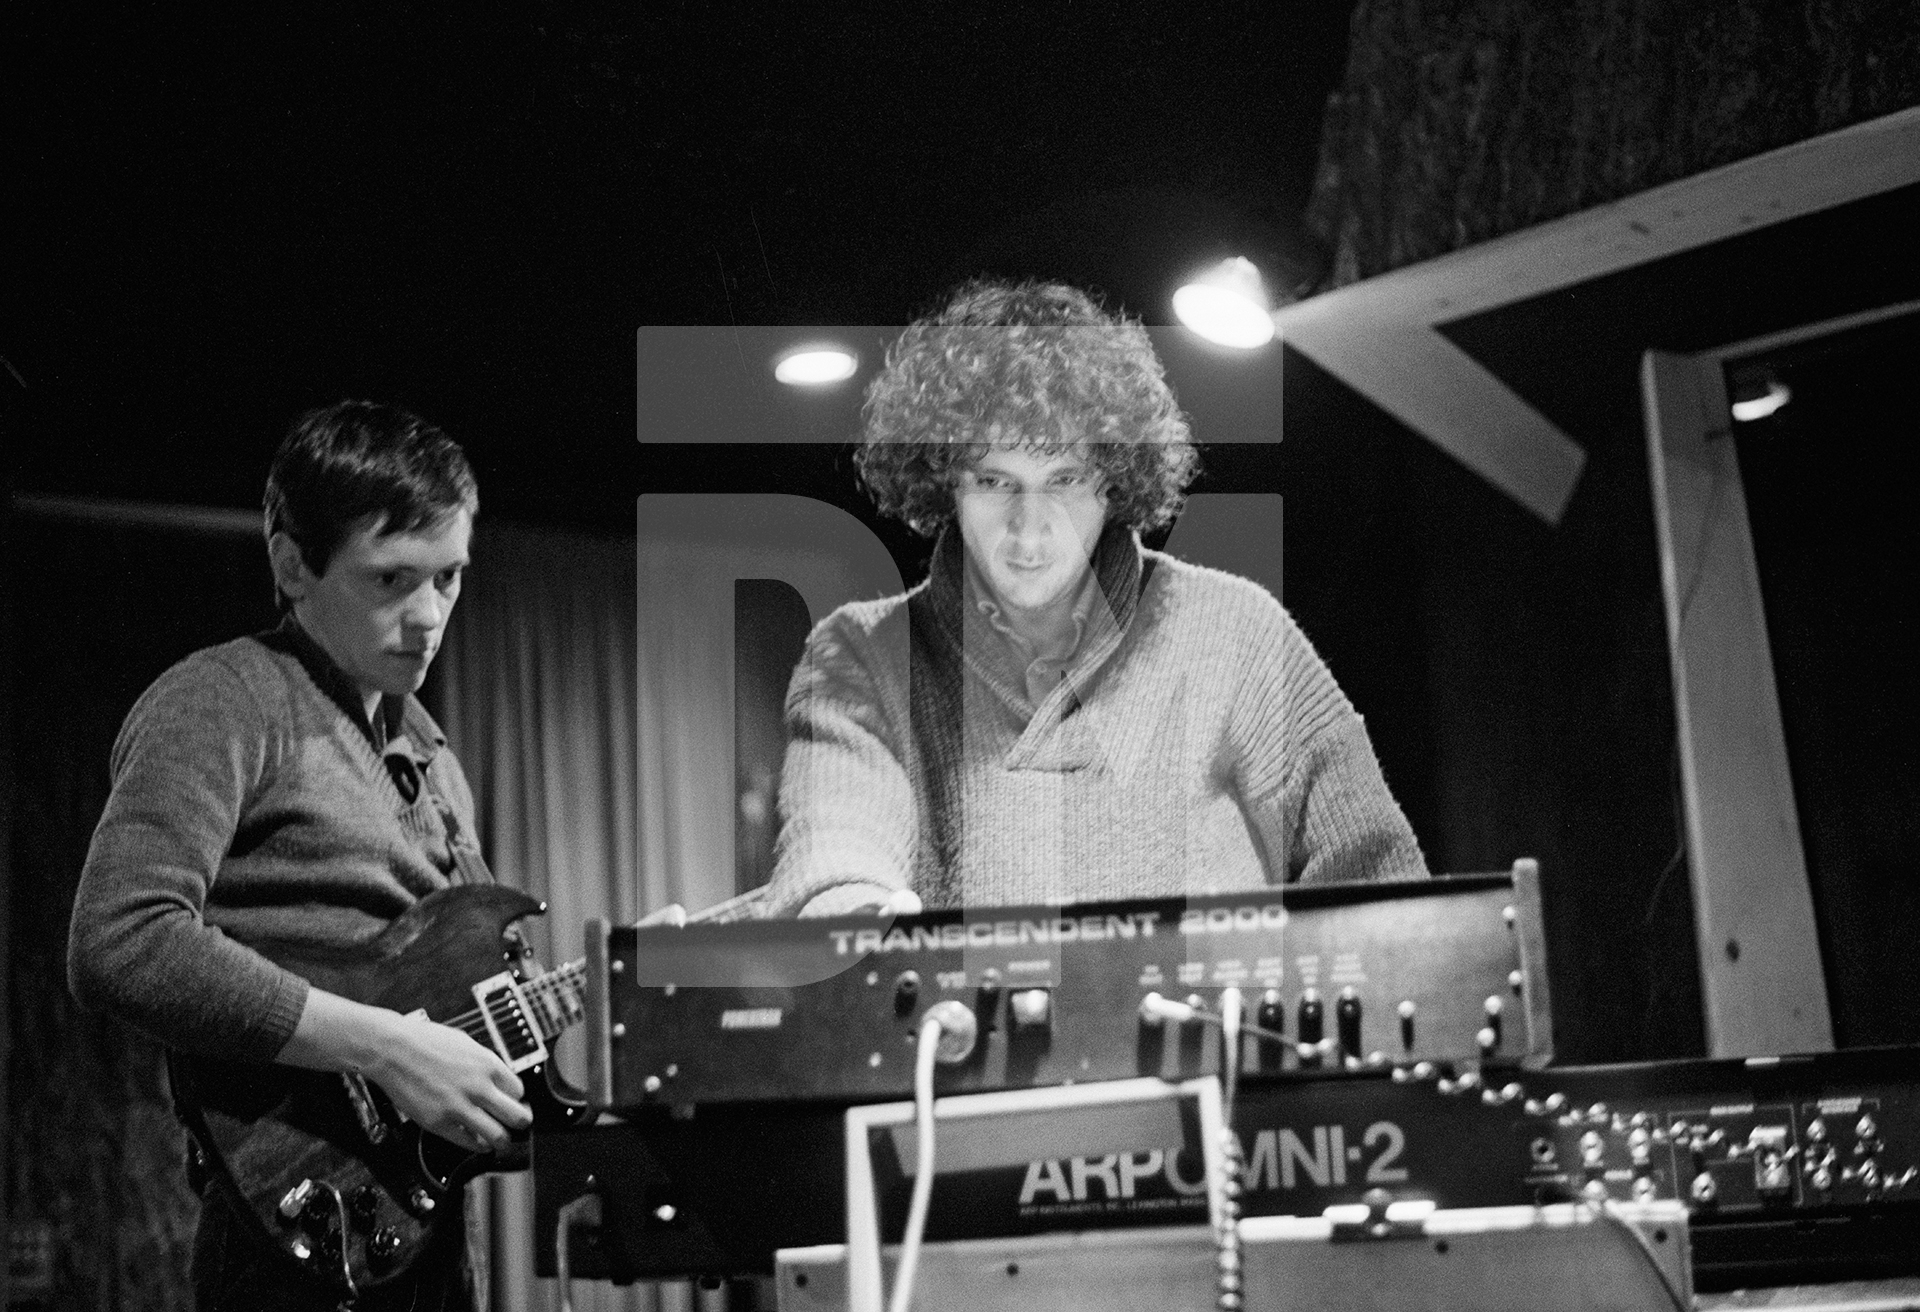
768, 523, 1426, 914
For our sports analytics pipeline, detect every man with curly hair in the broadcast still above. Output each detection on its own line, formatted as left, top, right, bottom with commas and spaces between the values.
765, 279, 1426, 917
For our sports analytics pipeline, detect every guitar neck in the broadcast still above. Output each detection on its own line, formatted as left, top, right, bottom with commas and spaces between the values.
501, 891, 762, 1047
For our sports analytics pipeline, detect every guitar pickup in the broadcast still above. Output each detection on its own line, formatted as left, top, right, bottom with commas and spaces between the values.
472, 973, 550, 1072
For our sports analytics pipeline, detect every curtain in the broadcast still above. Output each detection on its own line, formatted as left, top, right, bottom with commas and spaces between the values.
438, 521, 677, 1312
438, 510, 898, 1311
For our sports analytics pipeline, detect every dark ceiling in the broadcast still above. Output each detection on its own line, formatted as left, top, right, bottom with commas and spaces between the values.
2, 2, 1358, 528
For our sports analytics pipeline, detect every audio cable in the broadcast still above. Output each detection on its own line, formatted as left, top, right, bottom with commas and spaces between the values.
885, 1013, 946, 1312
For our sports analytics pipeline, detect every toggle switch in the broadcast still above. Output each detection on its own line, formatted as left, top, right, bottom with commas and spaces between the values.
1336, 987, 1362, 1062
1009, 988, 1052, 1031
893, 970, 921, 1017
977, 968, 1003, 1030
1297, 989, 1324, 1068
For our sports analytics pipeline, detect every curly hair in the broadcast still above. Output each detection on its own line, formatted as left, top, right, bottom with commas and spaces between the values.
855, 279, 1199, 536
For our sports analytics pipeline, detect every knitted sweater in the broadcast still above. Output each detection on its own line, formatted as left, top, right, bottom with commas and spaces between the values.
766, 525, 1427, 914
68, 620, 480, 1064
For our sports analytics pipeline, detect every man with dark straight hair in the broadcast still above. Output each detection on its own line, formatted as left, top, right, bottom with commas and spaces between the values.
69, 400, 527, 1310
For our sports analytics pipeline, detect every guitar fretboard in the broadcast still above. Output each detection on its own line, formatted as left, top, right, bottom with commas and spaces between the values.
523, 960, 587, 1039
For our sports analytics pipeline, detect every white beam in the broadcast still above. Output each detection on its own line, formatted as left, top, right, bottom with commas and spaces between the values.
1640, 348, 1832, 1056
1276, 107, 1920, 524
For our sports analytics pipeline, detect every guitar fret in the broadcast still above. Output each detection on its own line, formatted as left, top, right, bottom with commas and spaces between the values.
523, 962, 586, 1040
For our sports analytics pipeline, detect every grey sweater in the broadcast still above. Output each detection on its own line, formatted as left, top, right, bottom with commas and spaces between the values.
68, 621, 479, 1063
766, 525, 1427, 914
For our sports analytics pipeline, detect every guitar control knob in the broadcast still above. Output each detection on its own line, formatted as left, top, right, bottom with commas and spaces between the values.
350, 1185, 381, 1230
369, 1227, 403, 1265
409, 1187, 437, 1214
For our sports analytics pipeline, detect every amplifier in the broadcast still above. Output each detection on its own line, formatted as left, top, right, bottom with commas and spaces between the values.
535, 1045, 1920, 1292
584, 865, 1553, 1108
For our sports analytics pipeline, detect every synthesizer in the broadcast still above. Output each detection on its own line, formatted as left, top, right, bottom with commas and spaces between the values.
582, 865, 1554, 1107
535, 1044, 1920, 1292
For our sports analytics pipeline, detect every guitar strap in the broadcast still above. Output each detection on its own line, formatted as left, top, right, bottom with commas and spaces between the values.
415, 750, 497, 889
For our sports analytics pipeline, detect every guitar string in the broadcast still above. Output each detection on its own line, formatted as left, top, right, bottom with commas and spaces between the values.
441, 959, 587, 1045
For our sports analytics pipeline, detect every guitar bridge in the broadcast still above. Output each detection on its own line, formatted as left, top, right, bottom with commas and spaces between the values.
472, 973, 549, 1072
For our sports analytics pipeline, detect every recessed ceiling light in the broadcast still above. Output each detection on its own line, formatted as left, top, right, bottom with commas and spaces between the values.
1730, 379, 1791, 422
774, 347, 858, 386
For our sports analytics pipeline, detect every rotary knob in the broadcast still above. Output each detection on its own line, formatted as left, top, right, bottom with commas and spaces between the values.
369, 1227, 403, 1265
349, 1184, 381, 1230
278, 1179, 317, 1223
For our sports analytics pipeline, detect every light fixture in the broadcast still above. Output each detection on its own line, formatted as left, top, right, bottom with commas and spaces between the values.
1173, 256, 1275, 349
1730, 375, 1791, 423
774, 346, 859, 386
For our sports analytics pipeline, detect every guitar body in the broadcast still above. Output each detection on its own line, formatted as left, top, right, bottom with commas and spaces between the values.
169, 884, 590, 1299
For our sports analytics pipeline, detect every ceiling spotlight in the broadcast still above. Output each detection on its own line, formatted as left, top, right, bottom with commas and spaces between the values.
774, 347, 859, 386
1173, 256, 1275, 349
1730, 376, 1791, 423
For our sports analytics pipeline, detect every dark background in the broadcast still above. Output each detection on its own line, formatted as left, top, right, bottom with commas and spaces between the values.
4, 3, 1919, 1306
1, 2, 1352, 526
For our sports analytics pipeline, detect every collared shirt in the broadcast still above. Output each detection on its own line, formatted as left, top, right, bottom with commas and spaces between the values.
273, 614, 403, 750
966, 554, 1105, 708
271, 615, 441, 801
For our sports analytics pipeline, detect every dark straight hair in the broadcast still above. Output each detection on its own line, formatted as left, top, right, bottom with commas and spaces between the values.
264, 400, 478, 603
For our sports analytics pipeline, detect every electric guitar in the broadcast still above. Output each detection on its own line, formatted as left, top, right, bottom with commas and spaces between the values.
168, 884, 594, 1300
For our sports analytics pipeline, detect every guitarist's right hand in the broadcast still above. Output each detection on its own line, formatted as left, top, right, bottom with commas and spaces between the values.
278, 987, 535, 1152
